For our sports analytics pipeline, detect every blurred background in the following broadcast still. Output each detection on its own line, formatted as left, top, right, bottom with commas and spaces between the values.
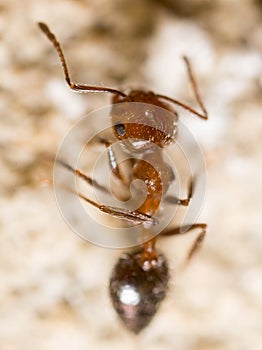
1, 0, 262, 349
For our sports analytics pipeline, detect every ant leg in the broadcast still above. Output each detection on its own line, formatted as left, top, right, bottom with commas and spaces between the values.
98, 138, 131, 186
44, 177, 156, 225
56, 159, 109, 193
156, 56, 208, 120
50, 159, 156, 224
161, 223, 207, 260
165, 177, 193, 206
164, 196, 190, 206
187, 228, 206, 260
60, 184, 157, 225
38, 22, 126, 98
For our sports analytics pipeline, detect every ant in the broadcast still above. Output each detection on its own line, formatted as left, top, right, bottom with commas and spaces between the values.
38, 22, 208, 334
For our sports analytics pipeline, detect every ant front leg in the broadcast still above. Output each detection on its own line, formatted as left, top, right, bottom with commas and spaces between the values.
98, 138, 122, 181
98, 138, 133, 186
161, 223, 207, 260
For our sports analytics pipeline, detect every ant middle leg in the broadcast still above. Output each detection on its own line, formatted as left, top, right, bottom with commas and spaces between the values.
56, 158, 109, 193
164, 177, 193, 206
56, 159, 156, 225
55, 160, 156, 225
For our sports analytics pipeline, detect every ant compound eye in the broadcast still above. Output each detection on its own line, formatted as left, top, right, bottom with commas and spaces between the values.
114, 123, 126, 136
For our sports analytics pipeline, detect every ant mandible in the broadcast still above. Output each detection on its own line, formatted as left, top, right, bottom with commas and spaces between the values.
38, 22, 208, 334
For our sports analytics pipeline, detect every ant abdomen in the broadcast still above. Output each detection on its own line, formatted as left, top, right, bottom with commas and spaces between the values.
109, 250, 169, 334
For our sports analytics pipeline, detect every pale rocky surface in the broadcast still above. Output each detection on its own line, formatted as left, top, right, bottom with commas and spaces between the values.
1, 0, 262, 349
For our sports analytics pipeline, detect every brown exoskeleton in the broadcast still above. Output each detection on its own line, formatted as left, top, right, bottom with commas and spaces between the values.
38, 22, 208, 333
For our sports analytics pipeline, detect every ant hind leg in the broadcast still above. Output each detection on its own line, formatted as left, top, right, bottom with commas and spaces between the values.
161, 223, 207, 260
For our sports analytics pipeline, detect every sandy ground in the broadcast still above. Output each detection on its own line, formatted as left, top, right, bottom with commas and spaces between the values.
1, 0, 262, 349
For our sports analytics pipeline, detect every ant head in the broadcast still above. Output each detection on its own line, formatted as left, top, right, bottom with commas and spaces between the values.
111, 90, 178, 153
109, 250, 169, 334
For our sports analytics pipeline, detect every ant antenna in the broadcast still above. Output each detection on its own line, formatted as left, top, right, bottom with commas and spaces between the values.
157, 56, 208, 120
38, 22, 127, 98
